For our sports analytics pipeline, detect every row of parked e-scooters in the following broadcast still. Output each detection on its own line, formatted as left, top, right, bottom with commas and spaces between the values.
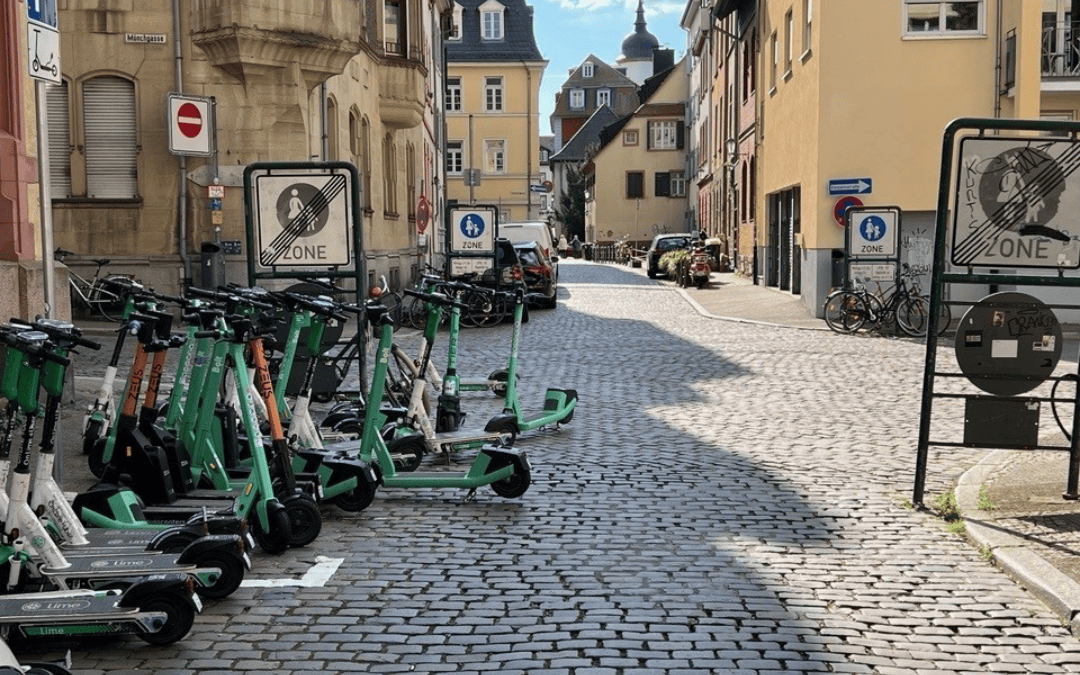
0, 271, 577, 668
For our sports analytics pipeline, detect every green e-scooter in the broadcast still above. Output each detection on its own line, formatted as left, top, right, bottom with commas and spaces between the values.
485, 286, 578, 436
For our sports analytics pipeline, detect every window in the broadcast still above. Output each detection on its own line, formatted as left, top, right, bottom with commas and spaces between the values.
406, 142, 416, 219
647, 120, 682, 150
484, 139, 505, 173
383, 133, 397, 215
596, 89, 611, 107
83, 76, 138, 199
384, 0, 405, 55
446, 77, 462, 112
623, 129, 638, 146
446, 141, 463, 173
784, 10, 793, 75
626, 172, 644, 199
654, 172, 670, 197
480, 0, 504, 40
449, 2, 463, 39
904, 1, 983, 36
485, 77, 503, 111
582, 62, 594, 78
361, 117, 372, 210
45, 81, 71, 200
569, 88, 585, 109
671, 171, 686, 197
769, 31, 778, 90
326, 97, 338, 160
802, 0, 812, 56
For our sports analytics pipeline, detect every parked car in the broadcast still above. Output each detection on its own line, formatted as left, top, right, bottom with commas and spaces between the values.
500, 221, 559, 287
478, 237, 523, 289
513, 241, 557, 309
645, 233, 693, 278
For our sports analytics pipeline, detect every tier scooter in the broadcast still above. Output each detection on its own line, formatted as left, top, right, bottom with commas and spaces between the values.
325, 289, 530, 507
484, 287, 577, 436
688, 241, 711, 289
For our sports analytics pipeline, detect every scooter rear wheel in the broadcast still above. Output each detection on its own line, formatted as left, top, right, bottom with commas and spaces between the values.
285, 494, 322, 547
136, 594, 196, 646
193, 550, 246, 600
252, 507, 292, 554
333, 480, 377, 512
490, 457, 530, 499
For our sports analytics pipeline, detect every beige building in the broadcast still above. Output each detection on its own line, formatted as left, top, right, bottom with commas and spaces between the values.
39, 0, 447, 300
582, 57, 689, 246
444, 0, 547, 226
747, 0, 1059, 315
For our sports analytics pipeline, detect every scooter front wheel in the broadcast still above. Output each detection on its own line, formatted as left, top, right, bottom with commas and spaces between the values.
285, 494, 322, 548
490, 456, 530, 499
86, 437, 108, 478
333, 480, 377, 513
136, 594, 196, 646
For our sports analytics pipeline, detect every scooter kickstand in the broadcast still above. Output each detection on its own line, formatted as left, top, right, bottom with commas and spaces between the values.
462, 488, 477, 503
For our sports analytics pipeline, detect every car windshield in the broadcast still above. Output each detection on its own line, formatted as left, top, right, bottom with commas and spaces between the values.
657, 238, 686, 251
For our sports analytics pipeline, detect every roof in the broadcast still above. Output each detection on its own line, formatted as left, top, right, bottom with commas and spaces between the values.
549, 105, 623, 163
446, 0, 544, 62
617, 0, 659, 62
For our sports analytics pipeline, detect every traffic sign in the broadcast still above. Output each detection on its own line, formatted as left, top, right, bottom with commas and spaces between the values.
26, 22, 60, 84
167, 94, 213, 157
449, 207, 495, 253
416, 195, 430, 233
529, 184, 547, 193
847, 206, 899, 258
833, 196, 863, 227
248, 165, 355, 268
828, 178, 872, 196
27, 0, 57, 27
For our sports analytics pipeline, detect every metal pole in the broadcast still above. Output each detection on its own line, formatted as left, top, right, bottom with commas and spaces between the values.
35, 81, 57, 319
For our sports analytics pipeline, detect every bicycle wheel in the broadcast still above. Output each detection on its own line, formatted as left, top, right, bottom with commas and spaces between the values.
462, 290, 506, 328
89, 279, 125, 322
385, 345, 421, 410
897, 295, 929, 337
403, 294, 428, 330
823, 291, 867, 334
935, 300, 952, 337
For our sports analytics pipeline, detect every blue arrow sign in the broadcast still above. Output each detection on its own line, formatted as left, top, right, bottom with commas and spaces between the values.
828, 178, 872, 196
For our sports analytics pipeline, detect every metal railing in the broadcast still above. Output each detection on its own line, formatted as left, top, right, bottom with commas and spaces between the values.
1042, 22, 1080, 77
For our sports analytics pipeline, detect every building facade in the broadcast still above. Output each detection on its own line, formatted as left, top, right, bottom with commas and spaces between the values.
444, 0, 547, 225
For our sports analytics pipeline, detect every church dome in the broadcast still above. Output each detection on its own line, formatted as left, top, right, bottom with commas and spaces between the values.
617, 0, 659, 62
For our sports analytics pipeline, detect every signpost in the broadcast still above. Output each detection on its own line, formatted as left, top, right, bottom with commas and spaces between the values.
26, 0, 60, 84
446, 206, 497, 279
167, 94, 214, 157
846, 206, 899, 259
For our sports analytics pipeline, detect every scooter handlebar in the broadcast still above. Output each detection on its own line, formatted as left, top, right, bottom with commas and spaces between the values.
403, 288, 467, 310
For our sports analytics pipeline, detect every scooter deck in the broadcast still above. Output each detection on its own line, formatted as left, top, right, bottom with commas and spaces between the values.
0, 591, 161, 627
40, 554, 218, 580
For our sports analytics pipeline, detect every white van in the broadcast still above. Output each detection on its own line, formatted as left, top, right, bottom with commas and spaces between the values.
500, 220, 559, 284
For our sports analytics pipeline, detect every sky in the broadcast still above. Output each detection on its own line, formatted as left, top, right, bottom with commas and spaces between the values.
530, 0, 689, 136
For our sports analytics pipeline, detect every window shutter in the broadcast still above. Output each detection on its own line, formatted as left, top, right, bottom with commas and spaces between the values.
83, 77, 137, 199
654, 172, 670, 197
676, 121, 685, 150
45, 82, 71, 199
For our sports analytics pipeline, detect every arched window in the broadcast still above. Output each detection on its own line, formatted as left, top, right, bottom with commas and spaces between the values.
82, 75, 137, 198
406, 142, 416, 220
326, 97, 338, 161
361, 117, 372, 211
383, 133, 397, 216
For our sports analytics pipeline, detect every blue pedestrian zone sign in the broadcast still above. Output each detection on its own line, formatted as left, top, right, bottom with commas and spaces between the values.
448, 207, 496, 254
847, 206, 899, 259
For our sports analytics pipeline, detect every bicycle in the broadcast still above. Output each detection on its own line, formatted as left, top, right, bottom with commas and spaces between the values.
823, 266, 928, 337
54, 248, 135, 322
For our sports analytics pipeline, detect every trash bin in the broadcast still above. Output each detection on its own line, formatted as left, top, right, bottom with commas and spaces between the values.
583, 244, 593, 261
200, 241, 224, 289
831, 249, 846, 289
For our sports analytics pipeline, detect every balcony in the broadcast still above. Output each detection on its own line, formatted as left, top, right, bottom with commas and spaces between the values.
378, 49, 427, 129
190, 0, 361, 87
1042, 22, 1080, 83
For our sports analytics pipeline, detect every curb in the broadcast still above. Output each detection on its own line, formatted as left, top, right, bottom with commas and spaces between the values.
956, 450, 1080, 636
676, 285, 830, 331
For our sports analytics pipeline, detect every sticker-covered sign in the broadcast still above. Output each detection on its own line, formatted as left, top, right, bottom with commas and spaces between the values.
952, 137, 1080, 269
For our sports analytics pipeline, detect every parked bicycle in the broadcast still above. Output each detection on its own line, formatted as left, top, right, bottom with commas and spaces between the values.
823, 264, 935, 337
54, 248, 137, 322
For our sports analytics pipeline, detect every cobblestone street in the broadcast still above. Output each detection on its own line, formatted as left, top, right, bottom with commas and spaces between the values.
28, 260, 1080, 674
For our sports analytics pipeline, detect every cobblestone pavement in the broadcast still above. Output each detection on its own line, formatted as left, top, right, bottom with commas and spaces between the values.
21, 261, 1080, 674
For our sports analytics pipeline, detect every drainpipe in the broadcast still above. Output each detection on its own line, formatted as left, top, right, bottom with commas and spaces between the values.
172, 0, 189, 284
521, 60, 533, 221
320, 83, 329, 159
468, 113, 474, 203
993, 0, 1002, 118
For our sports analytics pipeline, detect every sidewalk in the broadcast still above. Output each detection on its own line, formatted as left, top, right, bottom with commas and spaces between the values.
636, 265, 1080, 635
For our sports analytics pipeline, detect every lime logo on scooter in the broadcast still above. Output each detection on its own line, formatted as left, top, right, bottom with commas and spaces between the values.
30, 535, 46, 550
21, 600, 94, 611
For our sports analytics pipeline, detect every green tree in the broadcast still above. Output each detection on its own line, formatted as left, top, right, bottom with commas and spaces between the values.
557, 164, 586, 241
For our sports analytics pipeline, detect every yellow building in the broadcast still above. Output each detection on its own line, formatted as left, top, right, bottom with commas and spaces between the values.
444, 0, 547, 225
36, 0, 447, 300
583, 56, 689, 246
753, 0, 1061, 315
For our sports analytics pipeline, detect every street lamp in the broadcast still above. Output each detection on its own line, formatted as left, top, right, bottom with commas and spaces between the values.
725, 137, 738, 170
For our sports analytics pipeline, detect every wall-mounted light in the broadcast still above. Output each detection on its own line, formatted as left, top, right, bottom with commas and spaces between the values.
725, 137, 739, 169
